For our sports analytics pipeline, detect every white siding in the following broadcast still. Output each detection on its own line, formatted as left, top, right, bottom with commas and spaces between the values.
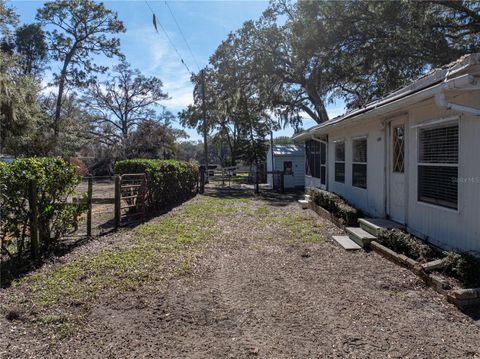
275, 156, 305, 188
406, 93, 480, 253
266, 147, 273, 186
305, 175, 324, 189
266, 148, 305, 188
327, 119, 386, 217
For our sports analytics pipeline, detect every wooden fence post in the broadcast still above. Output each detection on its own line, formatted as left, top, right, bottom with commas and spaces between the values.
114, 175, 121, 229
199, 169, 205, 194
28, 181, 39, 260
280, 171, 285, 194
87, 177, 93, 237
254, 165, 260, 194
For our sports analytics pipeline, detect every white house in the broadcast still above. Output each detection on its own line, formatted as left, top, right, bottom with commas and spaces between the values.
293, 53, 480, 253
266, 144, 305, 189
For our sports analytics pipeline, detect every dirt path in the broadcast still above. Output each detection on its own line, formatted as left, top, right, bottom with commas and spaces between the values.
2, 188, 480, 358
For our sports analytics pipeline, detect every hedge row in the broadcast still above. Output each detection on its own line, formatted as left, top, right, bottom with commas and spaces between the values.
377, 228, 436, 262
114, 159, 199, 210
306, 187, 359, 226
0, 157, 80, 255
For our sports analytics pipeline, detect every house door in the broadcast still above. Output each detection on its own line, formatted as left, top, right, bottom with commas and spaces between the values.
388, 119, 406, 223
283, 160, 294, 188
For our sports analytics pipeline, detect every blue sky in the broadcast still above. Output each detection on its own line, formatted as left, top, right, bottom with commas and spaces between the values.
9, 0, 345, 140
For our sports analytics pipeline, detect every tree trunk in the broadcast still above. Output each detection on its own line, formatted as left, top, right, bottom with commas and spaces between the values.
52, 47, 76, 153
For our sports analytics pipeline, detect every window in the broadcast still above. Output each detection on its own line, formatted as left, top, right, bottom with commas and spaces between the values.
335, 141, 345, 183
352, 138, 367, 188
305, 140, 318, 177
305, 140, 327, 185
283, 161, 293, 175
393, 125, 405, 173
418, 124, 458, 210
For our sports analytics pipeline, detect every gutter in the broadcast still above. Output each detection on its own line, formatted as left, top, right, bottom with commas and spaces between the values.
434, 74, 480, 116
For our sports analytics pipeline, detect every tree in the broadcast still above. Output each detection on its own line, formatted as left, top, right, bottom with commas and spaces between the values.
15, 24, 48, 77
273, 136, 293, 145
0, 51, 42, 155
84, 60, 168, 152
36, 0, 125, 149
126, 119, 187, 160
0, 0, 18, 53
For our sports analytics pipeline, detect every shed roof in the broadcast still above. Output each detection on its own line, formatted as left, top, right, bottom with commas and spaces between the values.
293, 53, 480, 141
271, 144, 304, 156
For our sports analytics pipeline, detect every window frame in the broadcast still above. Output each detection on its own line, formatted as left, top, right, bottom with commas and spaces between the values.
320, 141, 327, 185
417, 121, 459, 211
392, 124, 405, 173
334, 140, 345, 183
305, 139, 327, 186
352, 136, 367, 189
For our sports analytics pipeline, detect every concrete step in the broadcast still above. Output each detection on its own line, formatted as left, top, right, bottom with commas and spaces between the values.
332, 235, 362, 251
346, 227, 376, 248
298, 199, 309, 209
359, 218, 404, 237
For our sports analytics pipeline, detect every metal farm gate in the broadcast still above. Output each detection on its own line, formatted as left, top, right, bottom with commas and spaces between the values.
114, 173, 147, 227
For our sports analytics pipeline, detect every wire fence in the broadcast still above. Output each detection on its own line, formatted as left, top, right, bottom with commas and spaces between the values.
68, 176, 116, 238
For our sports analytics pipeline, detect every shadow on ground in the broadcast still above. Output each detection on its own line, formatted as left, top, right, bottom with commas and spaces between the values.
203, 184, 304, 206
0, 194, 196, 289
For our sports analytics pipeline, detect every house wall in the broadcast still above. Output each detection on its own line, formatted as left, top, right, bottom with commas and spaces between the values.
305, 175, 324, 189
326, 119, 386, 218
310, 90, 480, 253
406, 92, 480, 253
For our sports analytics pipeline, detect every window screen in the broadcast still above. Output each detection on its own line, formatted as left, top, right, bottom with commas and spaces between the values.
352, 138, 367, 188
335, 141, 345, 183
305, 140, 326, 185
418, 124, 458, 209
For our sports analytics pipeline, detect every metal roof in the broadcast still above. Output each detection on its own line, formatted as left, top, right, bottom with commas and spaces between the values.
271, 144, 304, 156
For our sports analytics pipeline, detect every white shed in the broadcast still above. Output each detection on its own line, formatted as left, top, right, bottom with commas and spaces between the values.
266, 145, 305, 189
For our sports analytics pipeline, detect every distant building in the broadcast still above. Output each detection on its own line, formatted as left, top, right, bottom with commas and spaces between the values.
266, 144, 305, 189
0, 155, 15, 164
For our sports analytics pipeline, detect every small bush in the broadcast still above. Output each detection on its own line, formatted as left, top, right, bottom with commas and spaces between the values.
443, 251, 480, 288
0, 157, 80, 253
115, 159, 199, 210
306, 187, 359, 226
377, 228, 435, 261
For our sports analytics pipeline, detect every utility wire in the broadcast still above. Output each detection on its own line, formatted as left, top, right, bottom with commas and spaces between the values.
144, 0, 193, 75
164, 1, 201, 72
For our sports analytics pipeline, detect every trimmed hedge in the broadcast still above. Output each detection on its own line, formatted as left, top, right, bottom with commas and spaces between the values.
114, 159, 199, 210
0, 157, 80, 253
377, 228, 436, 262
443, 251, 480, 288
306, 187, 359, 226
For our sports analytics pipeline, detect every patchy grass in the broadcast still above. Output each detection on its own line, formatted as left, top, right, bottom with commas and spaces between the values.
11, 196, 247, 309
4, 192, 323, 339
254, 204, 325, 244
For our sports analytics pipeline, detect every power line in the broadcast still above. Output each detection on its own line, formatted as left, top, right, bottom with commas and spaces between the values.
144, 0, 193, 75
164, 1, 201, 72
